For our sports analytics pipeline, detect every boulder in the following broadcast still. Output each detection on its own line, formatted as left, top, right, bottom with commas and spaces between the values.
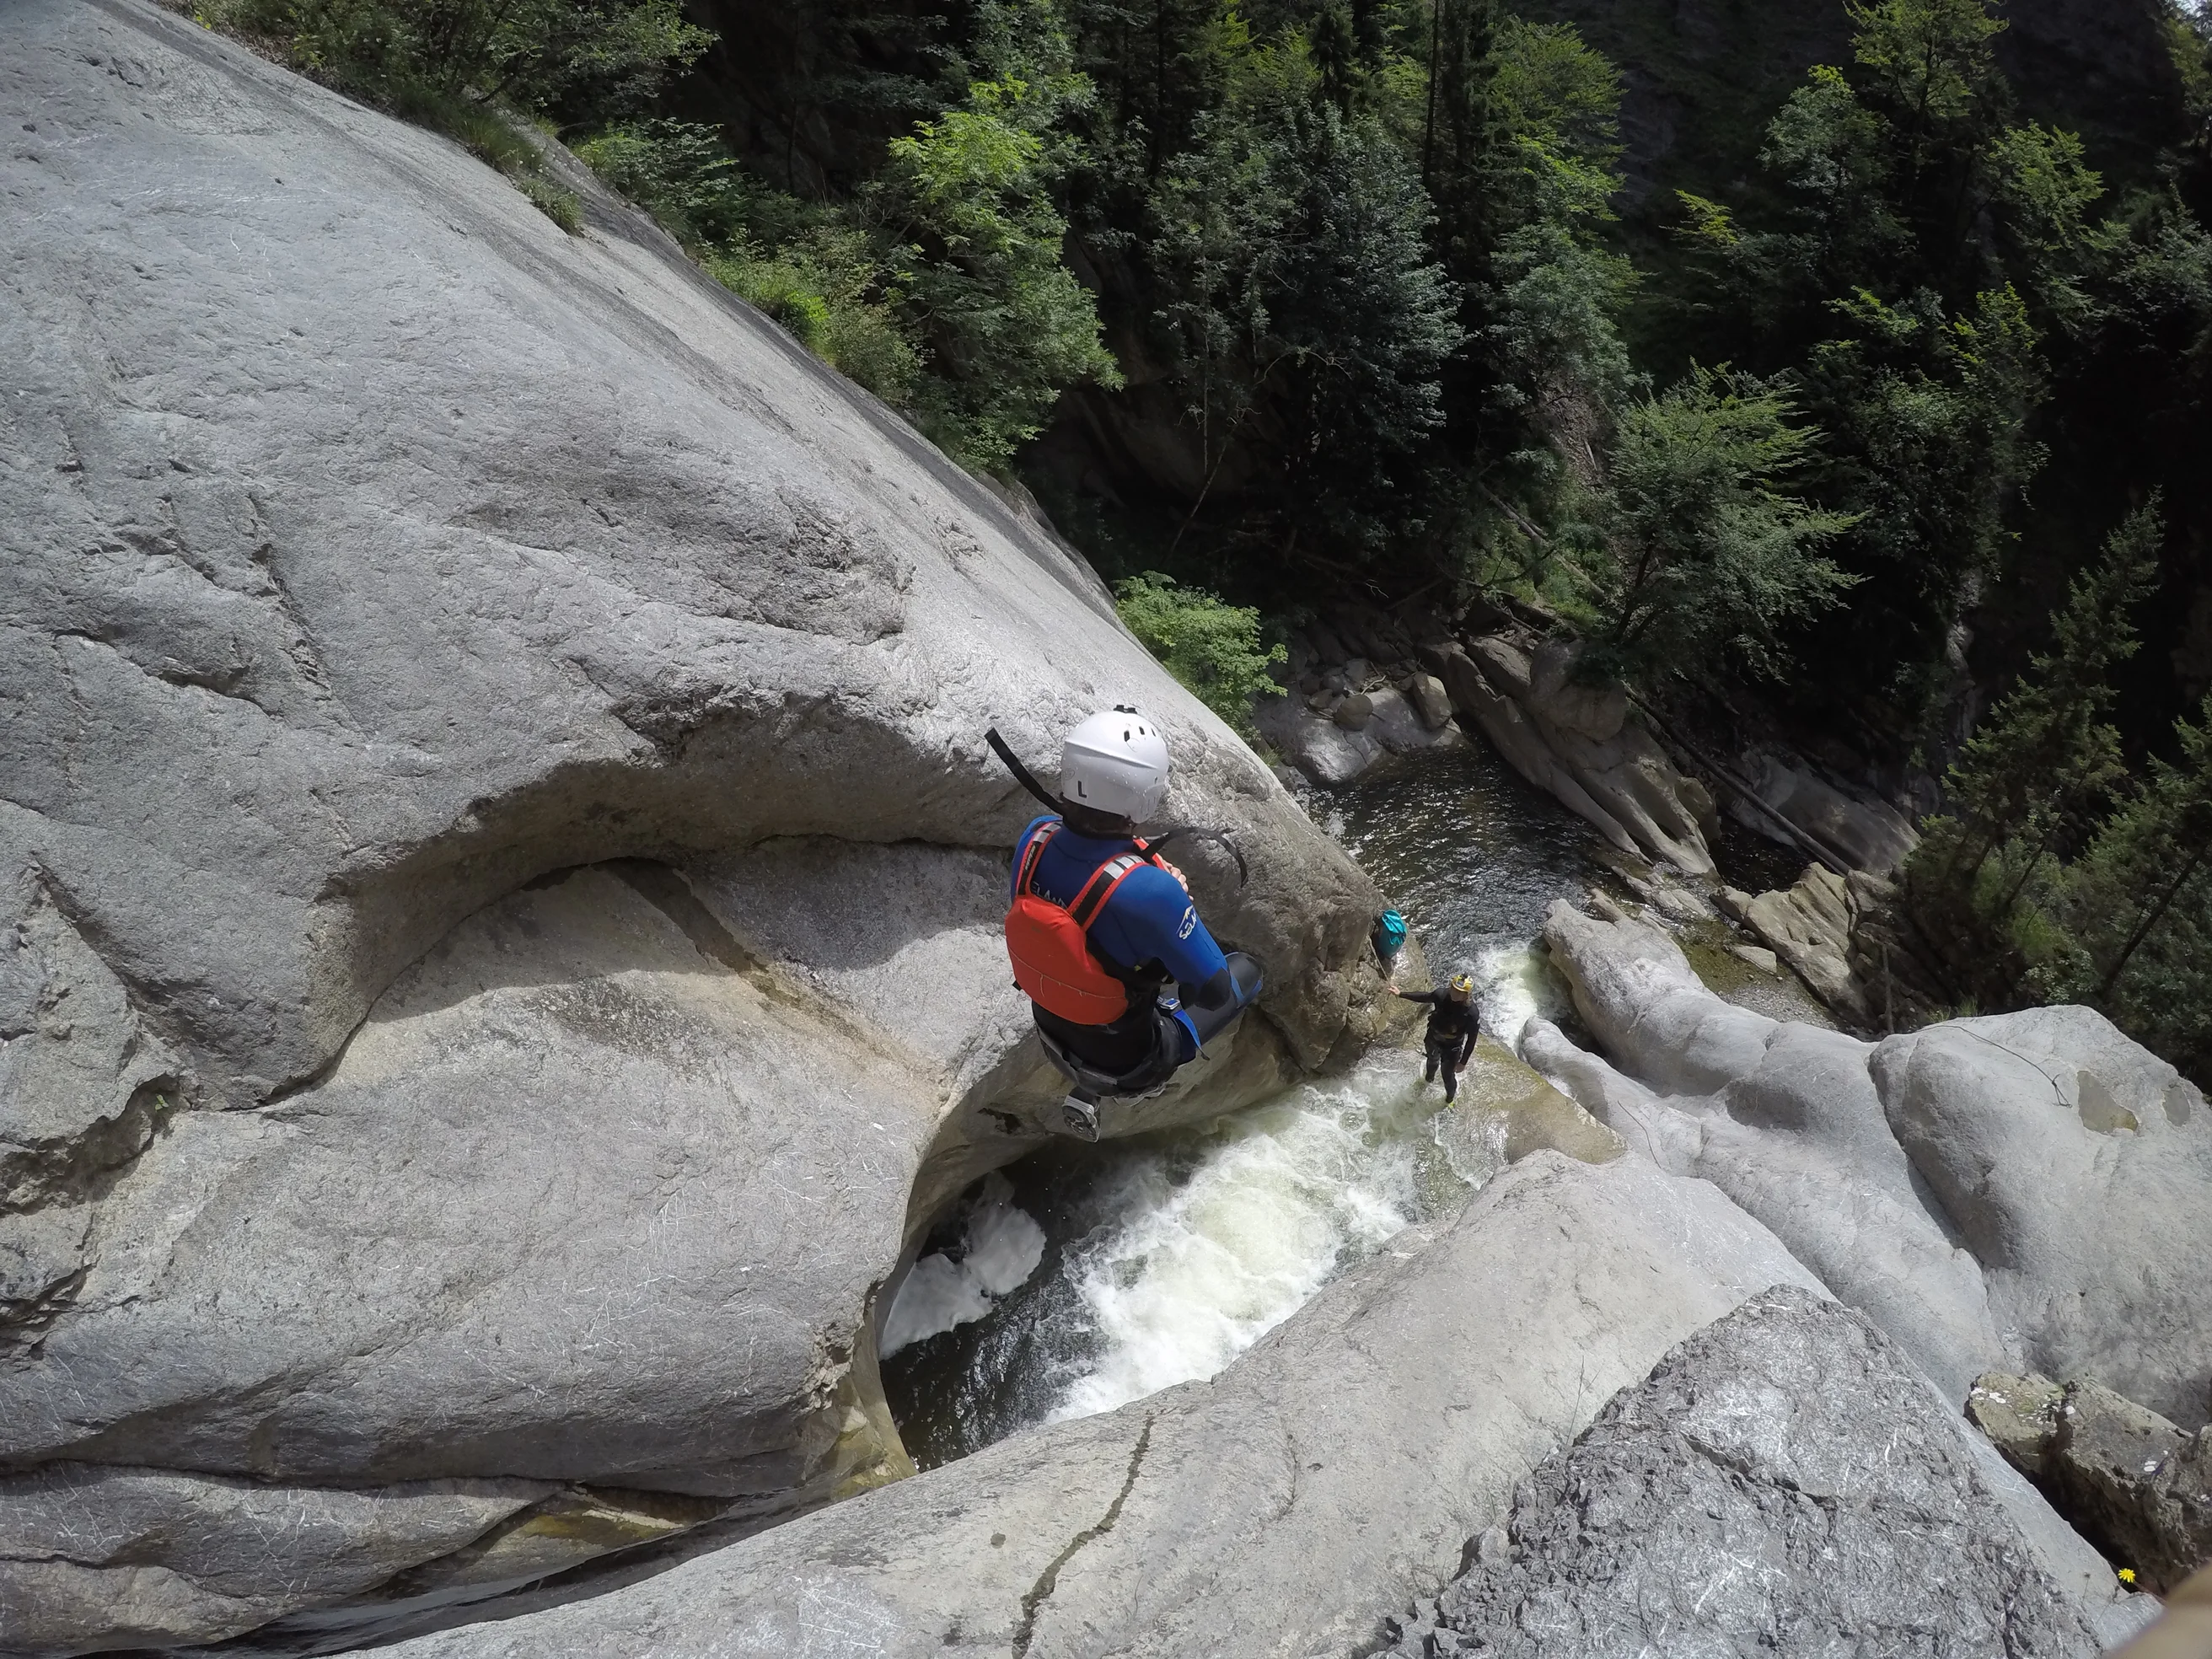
356, 1153, 1828, 1656
1737, 751, 1918, 875
1532, 898, 2212, 1442
1407, 671, 1453, 729
1740, 862, 1873, 1023
1425, 637, 1715, 875
0, 1, 1386, 1641
1364, 685, 1463, 757
1973, 1372, 2212, 1594
1253, 691, 1385, 785
1252, 682, 1462, 784
1873, 1008, 2212, 1428
1969, 1372, 2073, 1471
1375, 1287, 2111, 1659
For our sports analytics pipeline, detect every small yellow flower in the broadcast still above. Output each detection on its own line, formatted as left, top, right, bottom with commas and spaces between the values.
2118, 1568, 2137, 1586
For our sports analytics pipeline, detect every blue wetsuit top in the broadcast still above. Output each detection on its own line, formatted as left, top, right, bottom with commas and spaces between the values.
1012, 814, 1232, 1040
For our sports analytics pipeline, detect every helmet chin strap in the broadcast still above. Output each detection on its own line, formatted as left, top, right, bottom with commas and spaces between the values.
985, 727, 1062, 813
985, 726, 1249, 887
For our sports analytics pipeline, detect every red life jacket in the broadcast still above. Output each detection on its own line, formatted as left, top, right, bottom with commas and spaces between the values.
1005, 821, 1160, 1025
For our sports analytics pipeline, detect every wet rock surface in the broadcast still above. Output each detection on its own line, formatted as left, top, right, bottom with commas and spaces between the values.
1374, 1287, 2108, 1659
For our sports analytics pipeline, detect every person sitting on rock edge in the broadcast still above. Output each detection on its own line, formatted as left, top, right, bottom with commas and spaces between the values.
1004, 707, 1264, 1139
1398, 973, 1479, 1103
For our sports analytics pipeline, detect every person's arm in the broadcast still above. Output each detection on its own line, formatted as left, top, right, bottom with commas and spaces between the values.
1103, 865, 1231, 998
1458, 1028, 1478, 1066
1396, 988, 1442, 1005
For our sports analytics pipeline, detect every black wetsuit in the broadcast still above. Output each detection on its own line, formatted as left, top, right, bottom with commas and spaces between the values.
1399, 990, 1479, 1102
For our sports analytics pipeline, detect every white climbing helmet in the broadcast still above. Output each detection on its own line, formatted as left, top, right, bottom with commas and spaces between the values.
1060, 706, 1169, 822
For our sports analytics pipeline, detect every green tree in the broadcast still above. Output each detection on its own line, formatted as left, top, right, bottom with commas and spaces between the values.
2058, 696, 2212, 1075
226, 0, 708, 128
1421, 0, 1500, 269
1113, 572, 1286, 735
872, 56, 1124, 471
1135, 33, 1461, 571
1905, 500, 2163, 994
1581, 367, 1858, 688
1798, 284, 2048, 687
577, 123, 921, 404
1844, 0, 2005, 159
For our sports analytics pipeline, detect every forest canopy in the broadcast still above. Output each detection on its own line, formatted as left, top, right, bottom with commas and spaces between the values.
204, 0, 2212, 1079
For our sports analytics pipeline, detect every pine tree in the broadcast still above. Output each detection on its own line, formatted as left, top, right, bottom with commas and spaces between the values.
2057, 695, 2212, 1075
1422, 0, 1499, 277
1930, 499, 2162, 890
1903, 498, 2162, 1001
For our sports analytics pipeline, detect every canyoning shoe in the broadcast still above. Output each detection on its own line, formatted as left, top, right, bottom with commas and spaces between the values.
1062, 1095, 1101, 1141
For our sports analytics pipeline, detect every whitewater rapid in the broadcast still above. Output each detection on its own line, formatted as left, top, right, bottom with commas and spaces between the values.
880, 743, 1603, 1465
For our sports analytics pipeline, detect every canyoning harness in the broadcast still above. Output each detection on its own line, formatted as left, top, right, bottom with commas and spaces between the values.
985, 726, 1265, 1136
1005, 819, 1173, 1025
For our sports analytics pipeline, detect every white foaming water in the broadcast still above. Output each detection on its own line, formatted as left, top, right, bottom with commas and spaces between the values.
1472, 942, 1560, 1048
881, 1174, 1046, 1357
1046, 1055, 1458, 1423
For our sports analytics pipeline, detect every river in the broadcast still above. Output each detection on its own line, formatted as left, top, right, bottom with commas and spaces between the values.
881, 739, 1649, 1468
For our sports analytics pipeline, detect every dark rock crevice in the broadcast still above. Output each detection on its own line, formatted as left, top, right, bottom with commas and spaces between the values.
1011, 1415, 1154, 1658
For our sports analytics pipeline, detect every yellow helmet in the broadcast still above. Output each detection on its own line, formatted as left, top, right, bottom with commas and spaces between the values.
1448, 973, 1476, 998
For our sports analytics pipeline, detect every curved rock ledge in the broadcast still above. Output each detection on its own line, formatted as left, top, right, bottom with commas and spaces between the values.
0, 1, 1387, 1643
353, 1152, 1824, 1656
1527, 899, 2212, 1434
1424, 636, 1716, 875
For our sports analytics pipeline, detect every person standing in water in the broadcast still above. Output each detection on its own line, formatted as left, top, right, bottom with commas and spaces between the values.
1396, 973, 1479, 1102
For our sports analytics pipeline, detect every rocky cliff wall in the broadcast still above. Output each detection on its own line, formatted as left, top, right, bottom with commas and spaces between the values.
0, 2, 1386, 1645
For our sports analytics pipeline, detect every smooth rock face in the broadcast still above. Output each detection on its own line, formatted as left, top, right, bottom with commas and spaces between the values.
1530, 899, 2212, 1587
1427, 637, 1715, 875
1535, 901, 2016, 1408
0, 1465, 542, 1655
0, 0, 1385, 1641
1873, 1009, 2212, 1429
360, 1153, 1826, 1657
0, 867, 928, 1499
1376, 1286, 2102, 1659
1740, 751, 1919, 875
